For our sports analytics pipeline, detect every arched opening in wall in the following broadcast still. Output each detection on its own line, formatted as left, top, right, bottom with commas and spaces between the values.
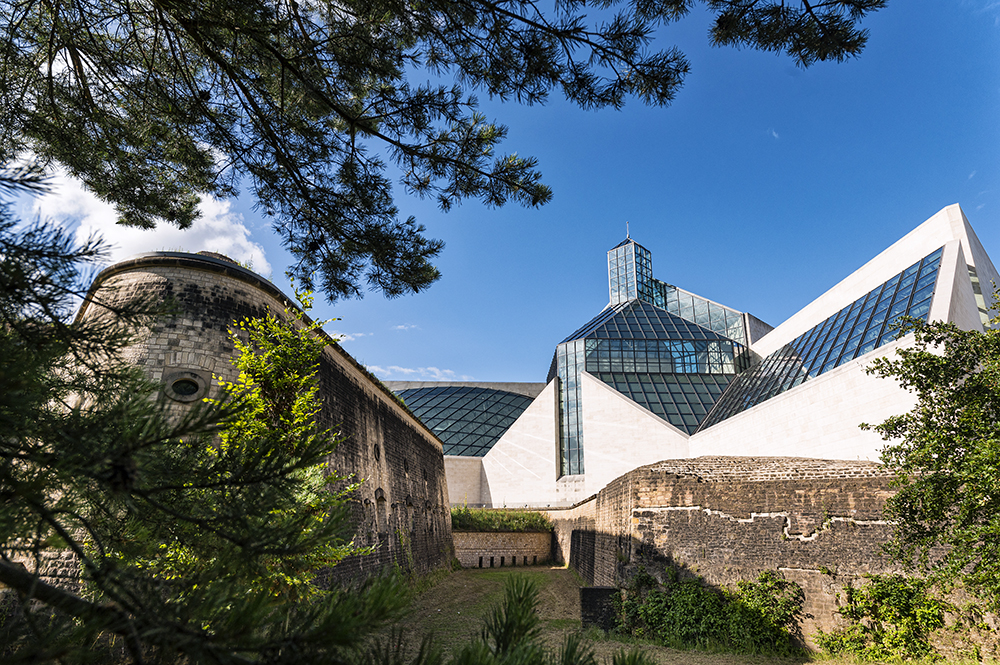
363, 498, 375, 545
374, 488, 387, 536
373, 444, 381, 461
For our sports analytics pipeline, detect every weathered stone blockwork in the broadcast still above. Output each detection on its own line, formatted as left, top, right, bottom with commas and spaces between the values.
547, 456, 899, 641
452, 532, 552, 568
75, 252, 454, 583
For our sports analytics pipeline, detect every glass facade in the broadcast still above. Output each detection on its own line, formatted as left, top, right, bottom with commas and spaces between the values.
395, 386, 535, 456
969, 265, 991, 328
607, 238, 746, 343
608, 238, 653, 305
651, 280, 747, 345
699, 247, 944, 430
549, 299, 748, 476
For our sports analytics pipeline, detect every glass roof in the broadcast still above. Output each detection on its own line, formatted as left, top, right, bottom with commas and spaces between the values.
652, 279, 747, 345
395, 386, 534, 457
611, 237, 640, 249
592, 372, 734, 434
558, 299, 735, 345
698, 246, 943, 431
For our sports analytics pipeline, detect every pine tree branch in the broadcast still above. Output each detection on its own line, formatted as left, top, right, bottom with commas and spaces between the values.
0, 559, 146, 662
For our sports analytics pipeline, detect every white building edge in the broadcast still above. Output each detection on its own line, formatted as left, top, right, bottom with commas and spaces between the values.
430, 205, 997, 508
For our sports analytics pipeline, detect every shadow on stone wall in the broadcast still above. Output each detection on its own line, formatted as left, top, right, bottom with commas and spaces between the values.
546, 456, 903, 645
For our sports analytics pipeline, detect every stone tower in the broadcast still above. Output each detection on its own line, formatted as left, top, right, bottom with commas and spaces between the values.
76, 251, 453, 581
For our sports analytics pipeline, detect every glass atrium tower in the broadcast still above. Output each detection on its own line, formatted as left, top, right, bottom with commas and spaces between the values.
548, 237, 752, 477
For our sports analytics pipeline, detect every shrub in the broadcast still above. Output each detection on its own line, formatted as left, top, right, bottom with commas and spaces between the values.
815, 574, 952, 661
450, 507, 553, 533
359, 575, 656, 665
617, 567, 803, 656
725, 571, 804, 654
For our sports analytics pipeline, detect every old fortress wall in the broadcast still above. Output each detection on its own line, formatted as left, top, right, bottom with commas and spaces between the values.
547, 456, 900, 641
75, 251, 454, 582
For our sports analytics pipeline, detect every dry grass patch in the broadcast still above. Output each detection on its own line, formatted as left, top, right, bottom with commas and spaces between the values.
384, 567, 817, 665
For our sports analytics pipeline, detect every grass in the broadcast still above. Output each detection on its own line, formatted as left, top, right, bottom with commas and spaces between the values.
384, 567, 821, 665
385, 567, 1000, 665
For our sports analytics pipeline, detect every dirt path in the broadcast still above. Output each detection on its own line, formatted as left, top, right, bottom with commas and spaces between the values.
390, 567, 811, 665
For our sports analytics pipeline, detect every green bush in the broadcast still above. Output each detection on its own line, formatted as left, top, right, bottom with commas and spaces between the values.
451, 507, 553, 533
815, 574, 952, 661
617, 568, 803, 656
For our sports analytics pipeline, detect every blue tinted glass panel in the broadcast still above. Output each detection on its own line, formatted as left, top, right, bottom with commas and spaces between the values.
699, 247, 943, 431
395, 387, 535, 456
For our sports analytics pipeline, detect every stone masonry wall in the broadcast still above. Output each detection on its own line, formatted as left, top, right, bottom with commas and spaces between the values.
72, 252, 453, 585
452, 532, 552, 568
547, 456, 899, 644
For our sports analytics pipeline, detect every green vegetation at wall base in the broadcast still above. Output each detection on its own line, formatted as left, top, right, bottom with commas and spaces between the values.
815, 574, 960, 661
451, 507, 553, 533
616, 567, 805, 657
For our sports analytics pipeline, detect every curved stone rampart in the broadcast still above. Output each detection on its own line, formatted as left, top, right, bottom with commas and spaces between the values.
75, 251, 454, 582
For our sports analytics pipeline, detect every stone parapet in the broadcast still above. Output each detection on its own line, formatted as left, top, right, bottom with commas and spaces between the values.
546, 456, 899, 645
453, 532, 552, 568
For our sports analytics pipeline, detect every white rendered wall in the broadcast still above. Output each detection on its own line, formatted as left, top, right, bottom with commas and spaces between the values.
578, 371, 690, 495
690, 337, 918, 461
952, 206, 1000, 322
481, 379, 561, 507
444, 456, 488, 506
934, 242, 982, 331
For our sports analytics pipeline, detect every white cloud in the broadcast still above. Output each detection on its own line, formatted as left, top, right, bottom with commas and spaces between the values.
331, 330, 371, 342
969, 170, 977, 179
367, 365, 474, 381
393, 324, 418, 330
29, 171, 271, 275
769, 128, 780, 140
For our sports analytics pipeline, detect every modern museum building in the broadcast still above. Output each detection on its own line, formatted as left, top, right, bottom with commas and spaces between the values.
386, 204, 998, 508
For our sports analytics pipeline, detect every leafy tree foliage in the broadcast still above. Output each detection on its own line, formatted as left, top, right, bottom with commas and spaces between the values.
815, 574, 952, 660
0, 0, 886, 300
101, 295, 366, 605
0, 166, 404, 663
865, 315, 1000, 610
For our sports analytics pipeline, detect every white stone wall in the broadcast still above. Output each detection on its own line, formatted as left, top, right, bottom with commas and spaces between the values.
444, 456, 487, 506
481, 380, 561, 506
690, 337, 917, 461
577, 372, 689, 495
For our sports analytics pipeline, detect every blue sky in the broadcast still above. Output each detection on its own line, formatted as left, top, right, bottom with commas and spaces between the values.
35, 0, 1000, 383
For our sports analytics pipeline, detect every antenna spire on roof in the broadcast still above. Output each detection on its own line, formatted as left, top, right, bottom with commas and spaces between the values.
626, 221, 630, 239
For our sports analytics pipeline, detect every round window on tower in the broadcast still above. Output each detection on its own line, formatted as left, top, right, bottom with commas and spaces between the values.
163, 370, 208, 403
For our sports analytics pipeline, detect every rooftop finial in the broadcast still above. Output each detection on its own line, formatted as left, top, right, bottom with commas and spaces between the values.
626, 221, 630, 239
